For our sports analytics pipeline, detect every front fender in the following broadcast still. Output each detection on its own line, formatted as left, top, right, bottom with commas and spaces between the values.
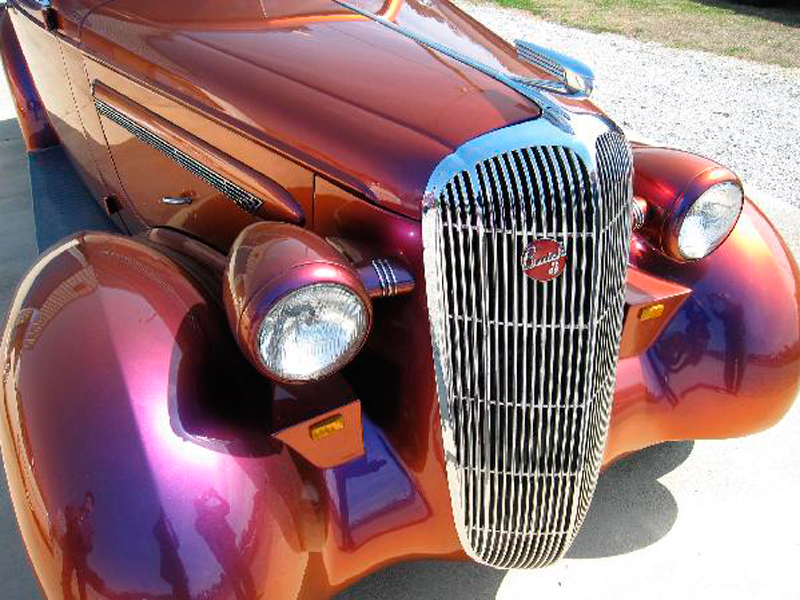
0, 233, 316, 600
606, 196, 800, 462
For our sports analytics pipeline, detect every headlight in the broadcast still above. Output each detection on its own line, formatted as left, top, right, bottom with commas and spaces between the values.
224, 223, 373, 384
257, 284, 368, 382
677, 181, 743, 260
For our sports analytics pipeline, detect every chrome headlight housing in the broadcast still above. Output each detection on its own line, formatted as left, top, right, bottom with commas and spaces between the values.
224, 223, 373, 384
677, 181, 744, 260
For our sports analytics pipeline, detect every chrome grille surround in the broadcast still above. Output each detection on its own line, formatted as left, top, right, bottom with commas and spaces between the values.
422, 114, 632, 569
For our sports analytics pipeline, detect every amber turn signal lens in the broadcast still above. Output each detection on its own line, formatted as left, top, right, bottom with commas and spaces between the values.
639, 303, 665, 321
310, 414, 346, 441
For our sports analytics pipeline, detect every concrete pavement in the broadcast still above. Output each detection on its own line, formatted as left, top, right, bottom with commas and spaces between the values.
1, 35, 800, 600
0, 57, 45, 600
0, 126, 43, 600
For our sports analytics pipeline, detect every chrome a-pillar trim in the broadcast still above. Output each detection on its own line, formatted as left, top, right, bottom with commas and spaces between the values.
422, 113, 632, 568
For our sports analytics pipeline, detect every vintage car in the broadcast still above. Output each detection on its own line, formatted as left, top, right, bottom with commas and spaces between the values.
1, 1, 798, 599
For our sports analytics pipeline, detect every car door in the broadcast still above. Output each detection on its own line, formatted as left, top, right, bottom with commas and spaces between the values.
9, 0, 128, 230
77, 0, 315, 251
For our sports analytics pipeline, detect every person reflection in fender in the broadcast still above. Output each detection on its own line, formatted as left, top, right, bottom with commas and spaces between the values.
58, 492, 108, 600
650, 299, 712, 406
710, 293, 746, 394
194, 489, 256, 600
153, 509, 191, 600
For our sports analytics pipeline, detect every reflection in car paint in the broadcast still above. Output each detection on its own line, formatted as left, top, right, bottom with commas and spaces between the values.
57, 492, 108, 600
153, 509, 191, 600
648, 293, 748, 406
324, 418, 430, 551
195, 489, 256, 600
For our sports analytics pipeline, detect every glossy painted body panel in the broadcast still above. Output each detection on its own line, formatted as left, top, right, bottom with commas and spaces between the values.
77, 0, 579, 219
313, 177, 465, 575
0, 234, 308, 600
8, 7, 111, 203
14, 0, 108, 34
607, 197, 800, 461
0, 232, 455, 600
0, 9, 58, 151
47, 19, 132, 232
619, 266, 691, 359
84, 56, 316, 248
274, 401, 365, 469
95, 83, 305, 225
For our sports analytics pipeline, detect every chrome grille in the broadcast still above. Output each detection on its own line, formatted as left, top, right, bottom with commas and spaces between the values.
423, 122, 632, 569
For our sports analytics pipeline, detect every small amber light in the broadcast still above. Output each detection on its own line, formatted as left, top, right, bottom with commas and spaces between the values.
310, 414, 345, 441
639, 303, 665, 321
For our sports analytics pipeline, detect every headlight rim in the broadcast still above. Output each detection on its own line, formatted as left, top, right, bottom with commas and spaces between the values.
256, 281, 370, 383
239, 261, 373, 384
662, 168, 744, 262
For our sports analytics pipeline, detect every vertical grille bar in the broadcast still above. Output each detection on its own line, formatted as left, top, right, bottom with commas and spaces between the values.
423, 125, 632, 569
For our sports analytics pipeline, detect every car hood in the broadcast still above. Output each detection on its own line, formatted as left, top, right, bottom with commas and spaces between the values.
81, 0, 601, 219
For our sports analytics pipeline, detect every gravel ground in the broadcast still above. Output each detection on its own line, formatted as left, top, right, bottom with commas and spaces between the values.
456, 0, 800, 209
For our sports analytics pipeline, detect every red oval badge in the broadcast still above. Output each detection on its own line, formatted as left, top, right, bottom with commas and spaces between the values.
521, 239, 567, 281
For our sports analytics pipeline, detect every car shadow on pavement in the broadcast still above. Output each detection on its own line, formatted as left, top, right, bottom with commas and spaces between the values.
0, 118, 36, 316
334, 559, 507, 600
335, 441, 693, 600
568, 440, 693, 559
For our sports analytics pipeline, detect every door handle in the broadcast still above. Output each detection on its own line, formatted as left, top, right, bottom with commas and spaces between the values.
162, 196, 193, 206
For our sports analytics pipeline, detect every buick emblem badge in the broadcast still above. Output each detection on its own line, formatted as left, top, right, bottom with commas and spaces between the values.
521, 239, 567, 281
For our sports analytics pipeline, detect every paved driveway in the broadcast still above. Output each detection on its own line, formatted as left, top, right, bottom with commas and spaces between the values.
0, 73, 42, 600
1, 6, 800, 599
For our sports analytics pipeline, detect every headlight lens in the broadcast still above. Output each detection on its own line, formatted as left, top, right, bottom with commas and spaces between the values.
257, 283, 368, 382
677, 182, 743, 259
